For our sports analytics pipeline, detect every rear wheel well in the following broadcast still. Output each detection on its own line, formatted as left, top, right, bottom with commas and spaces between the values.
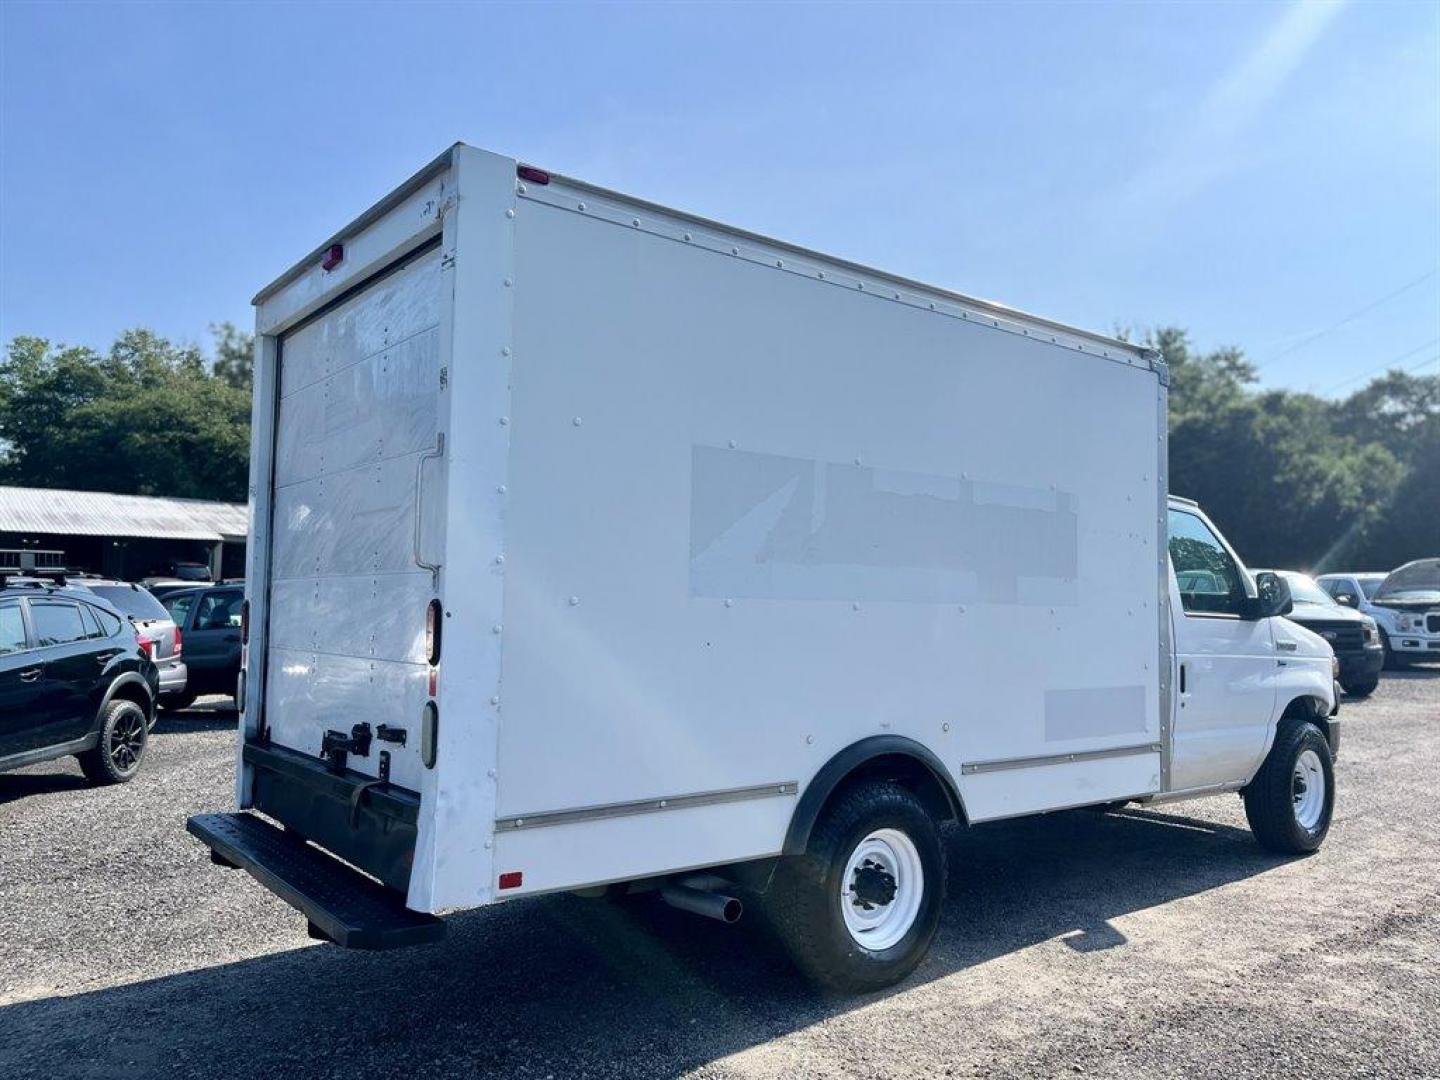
834, 753, 960, 826
104, 679, 152, 721
784, 738, 964, 857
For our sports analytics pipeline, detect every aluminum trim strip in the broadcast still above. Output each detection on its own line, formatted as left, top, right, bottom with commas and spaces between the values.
495, 781, 799, 831
960, 742, 1162, 777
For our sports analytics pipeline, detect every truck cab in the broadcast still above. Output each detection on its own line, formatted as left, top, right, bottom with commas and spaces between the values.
1163, 497, 1338, 795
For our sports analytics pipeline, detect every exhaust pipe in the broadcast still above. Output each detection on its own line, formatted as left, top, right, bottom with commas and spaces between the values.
660, 882, 743, 924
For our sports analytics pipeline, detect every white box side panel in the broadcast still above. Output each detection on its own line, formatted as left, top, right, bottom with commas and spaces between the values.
495, 199, 1162, 853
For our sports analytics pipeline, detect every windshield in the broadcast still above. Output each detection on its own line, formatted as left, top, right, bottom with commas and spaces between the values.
86, 583, 170, 621
1376, 559, 1440, 601
1357, 576, 1385, 599
1278, 572, 1336, 607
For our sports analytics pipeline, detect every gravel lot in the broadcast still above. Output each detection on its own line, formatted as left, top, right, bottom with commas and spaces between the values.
2, 673, 1437, 1080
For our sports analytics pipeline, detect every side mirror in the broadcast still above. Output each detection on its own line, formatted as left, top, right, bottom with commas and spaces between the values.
1243, 571, 1293, 620
1334, 593, 1357, 607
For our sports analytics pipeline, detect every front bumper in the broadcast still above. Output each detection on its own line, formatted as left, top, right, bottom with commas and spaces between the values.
1337, 646, 1384, 681
1392, 634, 1440, 656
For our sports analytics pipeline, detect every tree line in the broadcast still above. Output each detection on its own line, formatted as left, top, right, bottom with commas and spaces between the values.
0, 324, 1435, 573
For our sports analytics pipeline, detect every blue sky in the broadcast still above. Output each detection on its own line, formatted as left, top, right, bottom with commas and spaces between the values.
1, 1, 1436, 396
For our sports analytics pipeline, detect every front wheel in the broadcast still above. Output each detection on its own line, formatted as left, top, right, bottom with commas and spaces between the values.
1340, 676, 1378, 698
1380, 630, 1409, 671
766, 782, 945, 993
1243, 722, 1334, 854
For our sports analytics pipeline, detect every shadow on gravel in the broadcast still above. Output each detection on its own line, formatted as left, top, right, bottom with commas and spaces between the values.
0, 805, 1290, 1079
149, 710, 239, 737
0, 771, 89, 806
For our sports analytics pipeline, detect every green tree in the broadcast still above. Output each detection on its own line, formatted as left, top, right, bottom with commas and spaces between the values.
1140, 327, 1411, 571
211, 321, 254, 391
0, 326, 251, 502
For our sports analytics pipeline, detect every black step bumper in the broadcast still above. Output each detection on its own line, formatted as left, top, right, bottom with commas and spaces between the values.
187, 812, 445, 950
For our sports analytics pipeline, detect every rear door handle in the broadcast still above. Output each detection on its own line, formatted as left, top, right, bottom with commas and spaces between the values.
19, 667, 41, 682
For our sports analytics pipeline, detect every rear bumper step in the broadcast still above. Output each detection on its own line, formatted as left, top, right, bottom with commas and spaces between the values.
187, 812, 445, 950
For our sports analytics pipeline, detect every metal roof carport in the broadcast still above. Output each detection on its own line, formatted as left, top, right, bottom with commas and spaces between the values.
0, 486, 248, 580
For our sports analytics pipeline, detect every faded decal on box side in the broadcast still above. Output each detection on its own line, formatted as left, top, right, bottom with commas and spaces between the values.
689, 445, 1078, 605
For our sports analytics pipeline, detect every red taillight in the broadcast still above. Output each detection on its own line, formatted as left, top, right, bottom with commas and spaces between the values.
516, 164, 550, 186
498, 871, 523, 890
428, 667, 438, 696
321, 243, 344, 271
136, 635, 155, 658
240, 599, 249, 645
173, 626, 183, 656
425, 599, 442, 665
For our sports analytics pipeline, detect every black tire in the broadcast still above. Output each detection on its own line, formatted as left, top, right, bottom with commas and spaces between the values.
1340, 676, 1379, 698
1379, 630, 1409, 671
765, 781, 945, 993
77, 699, 149, 785
1243, 722, 1334, 854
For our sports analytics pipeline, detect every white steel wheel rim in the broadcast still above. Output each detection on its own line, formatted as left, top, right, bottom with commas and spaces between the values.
839, 828, 924, 951
1292, 749, 1326, 831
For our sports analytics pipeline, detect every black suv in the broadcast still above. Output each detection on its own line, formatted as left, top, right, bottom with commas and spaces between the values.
0, 573, 159, 784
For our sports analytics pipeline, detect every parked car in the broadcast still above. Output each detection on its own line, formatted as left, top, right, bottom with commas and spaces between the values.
0, 573, 159, 784
1264, 570, 1383, 697
68, 578, 186, 718
1318, 559, 1440, 668
160, 583, 243, 709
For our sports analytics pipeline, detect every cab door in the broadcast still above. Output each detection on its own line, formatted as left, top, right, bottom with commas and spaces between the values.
1167, 508, 1277, 790
0, 598, 46, 756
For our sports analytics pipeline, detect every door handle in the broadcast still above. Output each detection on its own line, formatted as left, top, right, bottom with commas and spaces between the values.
413, 432, 445, 586
19, 667, 41, 682
1179, 663, 1186, 694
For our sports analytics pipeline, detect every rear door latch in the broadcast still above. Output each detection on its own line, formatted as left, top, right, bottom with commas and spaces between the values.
321, 723, 373, 772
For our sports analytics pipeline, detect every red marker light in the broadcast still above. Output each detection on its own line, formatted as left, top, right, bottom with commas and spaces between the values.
498, 871, 523, 890
516, 165, 550, 186
428, 666, 438, 697
322, 243, 344, 272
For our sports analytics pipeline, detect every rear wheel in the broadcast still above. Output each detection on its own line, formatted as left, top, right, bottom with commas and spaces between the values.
1243, 722, 1334, 854
77, 699, 148, 785
766, 781, 945, 993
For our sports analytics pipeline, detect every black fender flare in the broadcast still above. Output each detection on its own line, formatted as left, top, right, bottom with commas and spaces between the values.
99, 671, 155, 725
782, 735, 965, 856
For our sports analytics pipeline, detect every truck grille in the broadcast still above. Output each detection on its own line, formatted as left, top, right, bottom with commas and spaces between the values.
1305, 620, 1364, 652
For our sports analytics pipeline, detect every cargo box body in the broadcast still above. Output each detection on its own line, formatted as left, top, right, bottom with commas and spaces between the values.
239, 144, 1171, 916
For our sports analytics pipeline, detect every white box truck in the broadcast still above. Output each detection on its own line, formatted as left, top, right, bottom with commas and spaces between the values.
190, 143, 1341, 991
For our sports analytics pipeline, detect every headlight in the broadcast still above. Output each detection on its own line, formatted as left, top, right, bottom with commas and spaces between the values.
1332, 656, 1341, 678
1362, 620, 1378, 643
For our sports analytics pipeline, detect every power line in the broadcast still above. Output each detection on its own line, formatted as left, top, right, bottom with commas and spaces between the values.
1261, 267, 1439, 371
1322, 337, 1440, 394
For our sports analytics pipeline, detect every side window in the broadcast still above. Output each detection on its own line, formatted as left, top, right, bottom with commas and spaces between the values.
78, 605, 103, 638
165, 592, 197, 628
195, 591, 242, 631
94, 609, 123, 637
0, 602, 28, 655
29, 601, 90, 646
1168, 510, 1246, 616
